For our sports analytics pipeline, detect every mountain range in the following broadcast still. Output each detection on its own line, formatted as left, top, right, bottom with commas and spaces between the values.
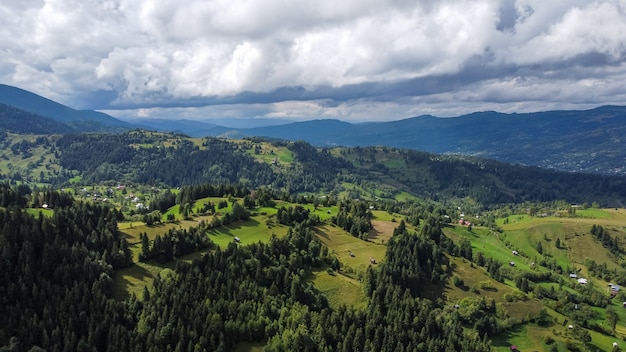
1, 83, 624, 175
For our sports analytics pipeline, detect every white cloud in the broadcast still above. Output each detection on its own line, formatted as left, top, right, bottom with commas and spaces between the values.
1, 0, 626, 120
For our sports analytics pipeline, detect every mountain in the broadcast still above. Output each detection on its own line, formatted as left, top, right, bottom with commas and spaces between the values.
217, 106, 626, 175
122, 117, 296, 136
0, 103, 74, 134
0, 84, 131, 131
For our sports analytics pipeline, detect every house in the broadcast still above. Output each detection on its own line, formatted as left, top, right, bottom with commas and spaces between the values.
569, 273, 578, 278
610, 284, 620, 292
509, 261, 515, 267
578, 278, 588, 285
234, 237, 240, 243
623, 301, 626, 308
510, 345, 518, 352
512, 250, 519, 256
369, 257, 377, 264
349, 251, 355, 257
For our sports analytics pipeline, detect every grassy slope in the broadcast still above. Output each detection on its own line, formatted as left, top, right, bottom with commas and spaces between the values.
458, 209, 626, 351
112, 199, 626, 350
0, 134, 61, 183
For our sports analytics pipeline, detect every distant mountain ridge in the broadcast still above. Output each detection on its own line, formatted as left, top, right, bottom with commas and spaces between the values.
215, 106, 626, 175
1, 84, 624, 175
0, 84, 131, 132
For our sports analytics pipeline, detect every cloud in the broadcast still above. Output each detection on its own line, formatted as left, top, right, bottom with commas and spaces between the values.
1, 0, 626, 120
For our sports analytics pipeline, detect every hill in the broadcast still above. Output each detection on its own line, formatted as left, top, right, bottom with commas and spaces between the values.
0, 84, 131, 132
2, 142, 626, 351
218, 106, 626, 175
3, 131, 626, 207
0, 103, 73, 134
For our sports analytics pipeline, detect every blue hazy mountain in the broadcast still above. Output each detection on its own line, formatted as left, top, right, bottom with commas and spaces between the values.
218, 106, 626, 175
0, 84, 131, 131
121, 117, 295, 136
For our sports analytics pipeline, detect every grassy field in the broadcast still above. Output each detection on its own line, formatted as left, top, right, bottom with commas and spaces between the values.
444, 256, 544, 321
206, 216, 289, 248
112, 250, 209, 301
25, 207, 53, 217
0, 134, 61, 184
312, 224, 387, 274
112, 199, 626, 350
242, 141, 294, 166
310, 269, 367, 309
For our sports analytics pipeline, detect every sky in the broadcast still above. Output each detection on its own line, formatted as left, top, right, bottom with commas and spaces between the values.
1, 0, 626, 122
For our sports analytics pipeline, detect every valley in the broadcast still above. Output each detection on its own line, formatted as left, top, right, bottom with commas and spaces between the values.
1, 129, 626, 351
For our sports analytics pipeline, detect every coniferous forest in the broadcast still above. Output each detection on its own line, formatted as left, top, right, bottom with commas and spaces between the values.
0, 184, 493, 351
2, 130, 626, 351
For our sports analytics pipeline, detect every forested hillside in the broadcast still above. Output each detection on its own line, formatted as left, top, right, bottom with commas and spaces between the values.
0, 185, 494, 351
3, 130, 626, 351
3, 130, 621, 207
218, 105, 626, 175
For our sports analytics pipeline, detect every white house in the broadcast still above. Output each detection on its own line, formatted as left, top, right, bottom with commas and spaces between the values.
577, 278, 588, 285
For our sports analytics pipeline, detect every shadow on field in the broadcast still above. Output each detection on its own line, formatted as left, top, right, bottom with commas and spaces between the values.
207, 218, 261, 238
312, 227, 331, 240
491, 325, 525, 350
113, 264, 153, 301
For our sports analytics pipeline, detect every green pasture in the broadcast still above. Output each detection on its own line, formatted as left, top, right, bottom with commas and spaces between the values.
25, 208, 53, 217
305, 204, 339, 221
370, 209, 402, 221
499, 214, 625, 272
393, 191, 419, 202
113, 255, 207, 301
576, 208, 612, 219
445, 256, 543, 321
206, 216, 289, 248
312, 224, 386, 274
444, 225, 543, 274
243, 142, 294, 165
310, 269, 367, 309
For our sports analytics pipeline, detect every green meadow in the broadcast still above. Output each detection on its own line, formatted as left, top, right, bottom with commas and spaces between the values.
111, 196, 626, 350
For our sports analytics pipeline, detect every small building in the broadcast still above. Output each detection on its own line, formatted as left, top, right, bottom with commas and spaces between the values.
369, 257, 377, 264
569, 273, 578, 278
234, 237, 240, 243
509, 261, 515, 267
578, 278, 588, 285
512, 250, 519, 256
349, 251, 355, 257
